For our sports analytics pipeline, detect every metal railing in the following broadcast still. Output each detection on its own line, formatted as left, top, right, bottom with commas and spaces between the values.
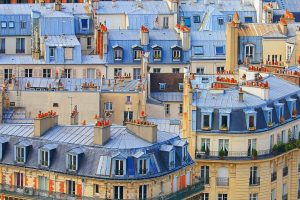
271, 172, 277, 182
199, 177, 210, 185
216, 177, 229, 186
249, 177, 260, 186
283, 166, 288, 177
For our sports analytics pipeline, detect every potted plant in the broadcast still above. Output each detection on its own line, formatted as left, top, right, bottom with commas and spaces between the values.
280, 115, 285, 124
292, 107, 297, 118
200, 145, 206, 157
268, 120, 273, 127
219, 148, 225, 159
251, 149, 258, 159
205, 146, 210, 156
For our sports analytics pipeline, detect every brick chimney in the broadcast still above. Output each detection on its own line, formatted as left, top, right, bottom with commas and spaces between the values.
31, 11, 41, 60
54, 0, 62, 11
179, 26, 190, 51
70, 105, 79, 125
96, 24, 108, 59
126, 120, 157, 143
34, 111, 58, 137
140, 25, 149, 46
94, 120, 111, 145
279, 17, 288, 35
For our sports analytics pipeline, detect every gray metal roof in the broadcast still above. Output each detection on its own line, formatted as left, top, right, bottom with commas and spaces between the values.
151, 92, 183, 102
45, 35, 80, 47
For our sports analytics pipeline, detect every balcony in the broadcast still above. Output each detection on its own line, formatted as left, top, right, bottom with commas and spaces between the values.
271, 172, 277, 182
283, 166, 288, 177
216, 177, 229, 187
249, 177, 260, 186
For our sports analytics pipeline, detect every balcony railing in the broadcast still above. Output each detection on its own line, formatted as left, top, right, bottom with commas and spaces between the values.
216, 177, 229, 186
249, 177, 260, 186
282, 194, 288, 200
153, 178, 204, 200
283, 166, 288, 177
199, 177, 210, 185
271, 172, 277, 182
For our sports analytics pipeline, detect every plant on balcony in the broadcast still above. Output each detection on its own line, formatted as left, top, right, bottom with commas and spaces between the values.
280, 115, 285, 124
251, 149, 258, 159
292, 107, 297, 118
268, 120, 273, 127
219, 148, 225, 159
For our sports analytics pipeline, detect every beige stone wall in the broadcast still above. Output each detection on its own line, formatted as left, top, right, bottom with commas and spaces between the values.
190, 60, 226, 74
97, 14, 127, 29
146, 102, 182, 120
3, 36, 31, 55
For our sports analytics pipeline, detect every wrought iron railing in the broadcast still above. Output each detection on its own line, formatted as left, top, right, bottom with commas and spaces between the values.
249, 177, 260, 186
216, 177, 229, 186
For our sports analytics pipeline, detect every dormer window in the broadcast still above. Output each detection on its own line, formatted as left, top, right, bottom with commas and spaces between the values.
152, 45, 162, 61
8, 21, 14, 29
80, 18, 89, 30
115, 159, 125, 176
49, 47, 55, 60
219, 109, 231, 131
159, 83, 166, 90
216, 46, 225, 55
67, 154, 77, 171
132, 45, 143, 61
201, 108, 213, 130
287, 98, 297, 118
64, 48, 73, 60
169, 150, 175, 169
40, 150, 49, 167
15, 146, 25, 163
113, 45, 123, 61
245, 110, 257, 131
182, 145, 188, 163
263, 107, 273, 127
1, 22, 7, 28
275, 102, 284, 124
172, 49, 181, 61
245, 44, 255, 59
138, 158, 148, 175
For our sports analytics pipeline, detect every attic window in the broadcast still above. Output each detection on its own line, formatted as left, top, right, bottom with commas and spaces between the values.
169, 150, 175, 169
39, 150, 49, 167
182, 145, 188, 163
159, 83, 166, 90
153, 49, 162, 61
67, 154, 77, 171
15, 146, 25, 163
216, 46, 225, 55
193, 16, 200, 23
179, 83, 184, 91
64, 48, 73, 60
115, 159, 125, 176
138, 158, 148, 175
218, 18, 224, 25
1, 22, 6, 28
8, 21, 14, 28
244, 17, 253, 23
244, 110, 257, 131
80, 18, 89, 30
172, 49, 181, 61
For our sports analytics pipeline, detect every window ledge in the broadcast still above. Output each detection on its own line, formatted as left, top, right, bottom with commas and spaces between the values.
248, 127, 256, 131
202, 127, 211, 130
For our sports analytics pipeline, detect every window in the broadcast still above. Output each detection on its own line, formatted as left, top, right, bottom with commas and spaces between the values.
139, 185, 147, 199
16, 38, 25, 53
271, 189, 276, 200
134, 49, 142, 60
202, 77, 209, 83
216, 46, 225, 55
249, 166, 259, 185
21, 21, 26, 29
153, 68, 161, 73
153, 49, 162, 61
0, 38, 5, 53
217, 67, 225, 73
184, 17, 191, 27
193, 16, 200, 23
169, 150, 175, 169
245, 44, 254, 59
194, 46, 204, 56
114, 68, 122, 77
159, 83, 166, 90
282, 183, 287, 200
1, 21, 6, 28
287, 45, 292, 60
43, 69, 51, 78
126, 96, 131, 104
172, 68, 180, 73
249, 193, 258, 200
93, 184, 99, 195
220, 114, 229, 130
178, 83, 184, 91
15, 146, 25, 163
114, 186, 124, 200
25, 69, 32, 78
4, 69, 12, 82
197, 67, 204, 75
80, 18, 89, 30
64, 48, 73, 60
218, 18, 224, 25
39, 150, 49, 167
124, 111, 133, 122
115, 159, 124, 175
66, 180, 76, 196
203, 115, 210, 128
218, 194, 227, 200
15, 172, 24, 189
133, 68, 141, 80
201, 138, 210, 153
67, 154, 77, 171
245, 17, 253, 23
163, 17, 169, 28
39, 176, 47, 191
49, 47, 55, 59
200, 166, 210, 184
227, 15, 233, 22
172, 49, 181, 61
104, 102, 112, 111
248, 139, 257, 156
182, 145, 188, 162
114, 49, 123, 61
165, 104, 170, 115
8, 21, 14, 28
87, 68, 95, 79
219, 139, 229, 156
270, 134, 274, 149
87, 37, 92, 49
64, 69, 72, 78
138, 159, 148, 175
179, 104, 183, 114
199, 193, 209, 200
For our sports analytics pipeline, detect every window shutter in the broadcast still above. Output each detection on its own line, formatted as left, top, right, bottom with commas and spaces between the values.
33, 69, 38, 77
14, 146, 16, 161
20, 69, 25, 77
147, 158, 150, 173
72, 69, 76, 78
82, 69, 87, 78
123, 159, 126, 176
0, 144, 2, 160
38, 149, 41, 165
66, 154, 69, 170
48, 150, 51, 166
112, 159, 115, 175
24, 147, 27, 163
76, 155, 79, 171
38, 69, 42, 77
64, 48, 73, 60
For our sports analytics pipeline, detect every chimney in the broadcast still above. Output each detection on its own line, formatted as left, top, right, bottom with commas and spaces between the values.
279, 17, 288, 35
112, 0, 116, 7
96, 24, 108, 59
140, 25, 149, 46
126, 120, 157, 143
239, 88, 244, 102
70, 105, 79, 125
54, 0, 62, 11
141, 52, 150, 77
94, 120, 111, 145
34, 111, 58, 137
31, 11, 41, 60
180, 26, 191, 51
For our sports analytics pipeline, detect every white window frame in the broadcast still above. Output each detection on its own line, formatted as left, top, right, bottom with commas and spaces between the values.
40, 149, 49, 167
115, 159, 125, 176
15, 146, 25, 163
114, 49, 123, 61
39, 176, 48, 191
67, 154, 77, 171
8, 21, 14, 28
172, 49, 181, 61
138, 158, 148, 175
163, 16, 169, 28
245, 44, 255, 59
49, 47, 55, 59
25, 69, 33, 78
134, 49, 142, 61
1, 21, 6, 28
104, 102, 113, 111
153, 49, 162, 61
